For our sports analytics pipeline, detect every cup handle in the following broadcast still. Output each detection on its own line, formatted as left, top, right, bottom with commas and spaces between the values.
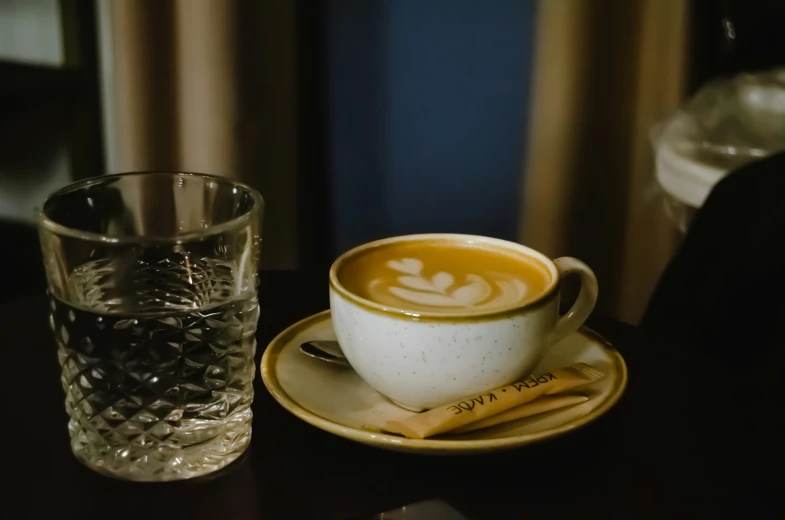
551, 257, 598, 345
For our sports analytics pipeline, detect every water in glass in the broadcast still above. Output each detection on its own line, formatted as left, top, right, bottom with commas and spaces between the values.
38, 173, 263, 481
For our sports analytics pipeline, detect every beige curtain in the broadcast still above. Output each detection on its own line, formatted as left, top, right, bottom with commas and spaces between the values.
520, 0, 689, 324
97, 0, 297, 269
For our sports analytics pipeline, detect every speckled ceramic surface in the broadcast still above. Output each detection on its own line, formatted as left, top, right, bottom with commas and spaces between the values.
261, 311, 627, 455
328, 233, 598, 411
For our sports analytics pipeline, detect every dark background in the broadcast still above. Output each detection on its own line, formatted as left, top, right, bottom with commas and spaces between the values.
4, 0, 785, 305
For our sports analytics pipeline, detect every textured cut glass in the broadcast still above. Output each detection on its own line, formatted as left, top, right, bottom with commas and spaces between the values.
38, 172, 263, 481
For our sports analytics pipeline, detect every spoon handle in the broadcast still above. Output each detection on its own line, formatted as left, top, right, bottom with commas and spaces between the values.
307, 340, 346, 359
299, 341, 351, 367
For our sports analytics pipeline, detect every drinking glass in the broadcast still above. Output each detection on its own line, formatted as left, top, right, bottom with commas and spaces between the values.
37, 172, 263, 481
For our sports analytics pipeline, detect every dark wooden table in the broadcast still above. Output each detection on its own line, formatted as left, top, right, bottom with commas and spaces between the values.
0, 271, 762, 518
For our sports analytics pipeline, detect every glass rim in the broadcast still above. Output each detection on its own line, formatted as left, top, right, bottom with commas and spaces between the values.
36, 171, 264, 245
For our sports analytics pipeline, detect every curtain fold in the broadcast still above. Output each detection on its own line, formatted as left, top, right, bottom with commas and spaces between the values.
520, 0, 688, 323
97, 0, 297, 269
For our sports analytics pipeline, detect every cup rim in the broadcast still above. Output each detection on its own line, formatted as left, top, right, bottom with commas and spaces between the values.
329, 233, 560, 320
35, 171, 265, 245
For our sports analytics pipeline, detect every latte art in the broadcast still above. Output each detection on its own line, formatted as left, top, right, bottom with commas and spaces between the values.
336, 239, 553, 315
368, 258, 530, 312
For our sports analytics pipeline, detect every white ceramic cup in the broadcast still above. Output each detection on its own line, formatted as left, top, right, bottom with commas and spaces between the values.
329, 234, 598, 411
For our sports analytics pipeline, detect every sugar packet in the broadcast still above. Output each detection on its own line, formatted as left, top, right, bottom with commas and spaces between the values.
384, 363, 603, 439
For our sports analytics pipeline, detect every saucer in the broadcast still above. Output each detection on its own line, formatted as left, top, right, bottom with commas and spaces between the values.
261, 311, 627, 455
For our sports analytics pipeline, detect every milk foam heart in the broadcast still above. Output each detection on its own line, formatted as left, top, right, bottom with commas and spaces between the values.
367, 258, 530, 313
337, 239, 552, 315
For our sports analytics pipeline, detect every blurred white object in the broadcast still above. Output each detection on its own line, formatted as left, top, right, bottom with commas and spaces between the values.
653, 68, 785, 231
373, 500, 470, 520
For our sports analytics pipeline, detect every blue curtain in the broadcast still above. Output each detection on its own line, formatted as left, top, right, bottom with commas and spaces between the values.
328, 0, 536, 252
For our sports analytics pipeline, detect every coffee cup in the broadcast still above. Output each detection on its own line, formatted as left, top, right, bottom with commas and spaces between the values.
329, 234, 598, 411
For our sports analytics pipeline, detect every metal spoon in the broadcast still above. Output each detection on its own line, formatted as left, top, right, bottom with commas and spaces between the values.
299, 340, 351, 367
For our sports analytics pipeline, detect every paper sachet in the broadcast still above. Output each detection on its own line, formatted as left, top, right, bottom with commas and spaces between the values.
450, 394, 589, 434
384, 363, 603, 439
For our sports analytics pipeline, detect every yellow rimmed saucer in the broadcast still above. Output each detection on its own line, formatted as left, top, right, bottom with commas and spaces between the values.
261, 310, 627, 455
